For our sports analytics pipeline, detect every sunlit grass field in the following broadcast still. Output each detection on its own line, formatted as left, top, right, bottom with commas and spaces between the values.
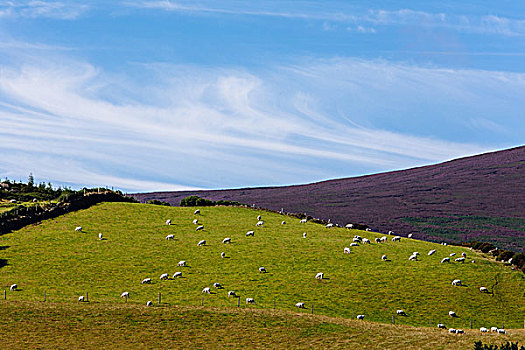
0, 202, 523, 332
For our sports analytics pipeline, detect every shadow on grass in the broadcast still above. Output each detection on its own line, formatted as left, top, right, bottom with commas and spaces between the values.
0, 259, 8, 269
0, 246, 9, 251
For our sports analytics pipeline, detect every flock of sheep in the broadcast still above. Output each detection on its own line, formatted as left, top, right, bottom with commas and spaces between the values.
6, 208, 510, 335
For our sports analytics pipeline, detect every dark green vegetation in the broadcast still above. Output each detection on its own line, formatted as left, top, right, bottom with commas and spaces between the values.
474, 341, 525, 350
0, 302, 524, 349
179, 195, 243, 207
146, 199, 171, 206
1, 203, 524, 331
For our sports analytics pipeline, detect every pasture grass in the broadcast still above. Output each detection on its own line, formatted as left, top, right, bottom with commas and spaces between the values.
0, 203, 523, 332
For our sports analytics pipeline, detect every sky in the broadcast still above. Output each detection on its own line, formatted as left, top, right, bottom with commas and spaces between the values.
0, 1, 524, 192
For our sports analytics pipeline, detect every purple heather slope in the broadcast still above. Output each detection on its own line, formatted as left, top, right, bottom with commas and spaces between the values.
133, 146, 525, 251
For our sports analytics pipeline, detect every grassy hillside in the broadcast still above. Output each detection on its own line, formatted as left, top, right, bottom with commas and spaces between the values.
1, 302, 524, 350
0, 203, 523, 332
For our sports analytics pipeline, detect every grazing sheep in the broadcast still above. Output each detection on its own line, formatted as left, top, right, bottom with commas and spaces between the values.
382, 255, 388, 261
246, 231, 255, 236
353, 237, 361, 243
259, 267, 267, 273
408, 234, 413, 238
326, 223, 334, 228
392, 236, 401, 242
362, 238, 370, 244
221, 252, 226, 258
166, 234, 174, 240
315, 272, 324, 280
441, 257, 450, 263
213, 282, 222, 289
257, 215, 262, 221
388, 230, 394, 235
197, 240, 206, 246
228, 291, 236, 297
256, 220, 264, 227
497, 329, 506, 334
344, 247, 351, 254
449, 311, 457, 317
75, 226, 82, 232
380, 236, 387, 242
397, 310, 406, 316
295, 302, 305, 309
193, 219, 199, 225
437, 323, 446, 329
303, 232, 307, 238
413, 252, 419, 256
246, 298, 255, 304
177, 260, 186, 267
222, 237, 231, 244
442, 242, 448, 246
479, 287, 488, 293
357, 315, 365, 320
471, 260, 475, 263
146, 301, 153, 307
345, 224, 354, 228
141, 278, 151, 284
448, 328, 456, 334
78, 296, 85, 302
456, 329, 464, 334
452, 279, 462, 286
166, 219, 171, 225
173, 272, 182, 278
202, 287, 211, 294
281, 221, 286, 225
300, 218, 307, 224
480, 327, 488, 332
375, 238, 381, 244
9, 284, 17, 291
428, 249, 436, 256
121, 292, 129, 298
160, 273, 169, 280
366, 228, 371, 232
455, 257, 465, 263
194, 209, 200, 215
461, 252, 467, 257
491, 327, 498, 332
98, 233, 103, 240
450, 253, 456, 257
408, 254, 418, 261
196, 225, 204, 231
350, 243, 359, 247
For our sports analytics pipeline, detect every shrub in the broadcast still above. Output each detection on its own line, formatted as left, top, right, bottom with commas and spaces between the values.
146, 199, 171, 206
473, 341, 524, 350
497, 250, 515, 262
512, 253, 525, 269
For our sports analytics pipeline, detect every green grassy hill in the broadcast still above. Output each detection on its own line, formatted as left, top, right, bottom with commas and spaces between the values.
0, 202, 523, 332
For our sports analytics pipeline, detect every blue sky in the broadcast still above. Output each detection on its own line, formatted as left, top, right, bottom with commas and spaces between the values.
1, 1, 524, 192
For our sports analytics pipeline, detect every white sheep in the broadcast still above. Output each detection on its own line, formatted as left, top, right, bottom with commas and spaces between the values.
78, 295, 85, 302
177, 260, 186, 267
315, 272, 324, 280
256, 220, 264, 227
479, 287, 488, 293
75, 226, 82, 232
166, 234, 174, 240
461, 252, 467, 257
344, 247, 351, 254
497, 329, 506, 334
146, 300, 152, 307
222, 237, 231, 244
194, 209, 200, 215
365, 228, 371, 232
448, 328, 456, 334
259, 267, 267, 273
428, 249, 436, 256
375, 238, 381, 244
382, 255, 388, 261
246, 231, 254, 236
480, 327, 488, 332
380, 236, 387, 242
326, 223, 334, 228
450, 253, 456, 257
295, 302, 305, 309
196, 225, 204, 231
193, 219, 198, 225
173, 272, 182, 278
413, 252, 419, 256
120, 292, 129, 298
437, 324, 446, 329
345, 224, 353, 228
166, 219, 171, 225
397, 310, 406, 316
449, 311, 457, 317
456, 329, 464, 334
357, 315, 365, 320
221, 252, 226, 258
300, 218, 307, 224
257, 215, 262, 221
213, 282, 222, 289
228, 291, 236, 297
388, 230, 394, 235
409, 254, 417, 261
353, 237, 361, 243
9, 284, 17, 291
392, 236, 401, 242
491, 327, 498, 332
141, 278, 151, 284
455, 257, 465, 263
452, 279, 462, 286
246, 297, 255, 304
98, 233, 103, 240
303, 232, 307, 238
441, 257, 450, 263
281, 221, 286, 225
197, 240, 206, 246
362, 238, 370, 244
202, 287, 211, 294
160, 273, 169, 280
350, 243, 359, 247
407, 234, 413, 238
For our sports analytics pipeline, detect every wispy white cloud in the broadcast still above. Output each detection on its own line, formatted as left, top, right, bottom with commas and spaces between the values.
0, 1, 88, 19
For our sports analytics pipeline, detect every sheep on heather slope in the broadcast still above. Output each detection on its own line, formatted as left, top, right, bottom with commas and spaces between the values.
75, 226, 82, 232
295, 302, 305, 309
173, 272, 182, 278
194, 209, 200, 215
300, 218, 307, 224
256, 221, 264, 227
315, 272, 324, 280
222, 237, 231, 244
166, 219, 171, 225
178, 260, 186, 267
196, 225, 204, 231
259, 267, 267, 273
246, 231, 255, 236
141, 278, 151, 284
344, 247, 351, 254
246, 298, 255, 304
197, 240, 206, 246
202, 287, 211, 294
160, 273, 169, 280
357, 315, 365, 320
166, 234, 174, 240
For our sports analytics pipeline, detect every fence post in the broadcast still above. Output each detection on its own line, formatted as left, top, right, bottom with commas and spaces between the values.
86, 292, 88, 302
4, 290, 6, 300
237, 297, 240, 307
311, 304, 313, 314
44, 291, 46, 302
393, 315, 395, 325
125, 295, 127, 303
201, 297, 204, 306
159, 292, 161, 305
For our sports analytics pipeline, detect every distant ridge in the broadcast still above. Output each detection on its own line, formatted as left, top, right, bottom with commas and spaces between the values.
134, 146, 525, 251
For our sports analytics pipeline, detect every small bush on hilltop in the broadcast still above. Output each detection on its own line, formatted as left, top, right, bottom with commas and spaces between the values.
179, 196, 242, 207
146, 199, 170, 206
474, 341, 525, 350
